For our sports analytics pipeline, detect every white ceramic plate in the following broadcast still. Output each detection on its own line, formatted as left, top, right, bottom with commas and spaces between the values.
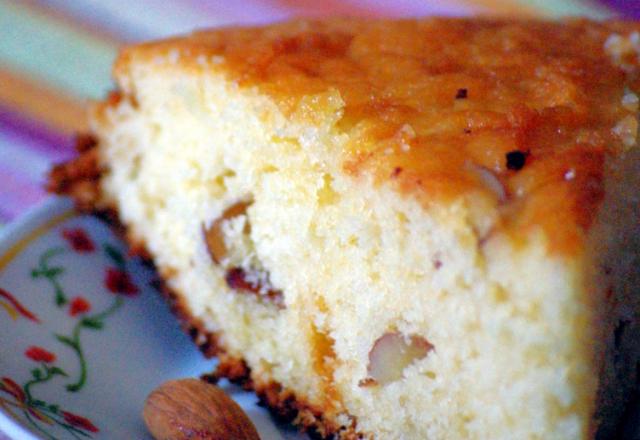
0, 197, 303, 440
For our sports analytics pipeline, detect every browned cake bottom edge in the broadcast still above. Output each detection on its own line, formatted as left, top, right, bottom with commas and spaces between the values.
47, 140, 366, 440
83, 207, 364, 440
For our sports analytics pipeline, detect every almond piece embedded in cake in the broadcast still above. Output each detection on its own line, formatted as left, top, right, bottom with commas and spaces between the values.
204, 200, 252, 264
51, 18, 640, 440
362, 332, 434, 386
203, 199, 283, 306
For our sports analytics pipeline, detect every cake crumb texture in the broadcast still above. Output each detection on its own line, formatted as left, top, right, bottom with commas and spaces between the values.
51, 18, 640, 439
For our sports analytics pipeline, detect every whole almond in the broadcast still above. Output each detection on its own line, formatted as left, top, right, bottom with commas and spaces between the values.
143, 378, 260, 440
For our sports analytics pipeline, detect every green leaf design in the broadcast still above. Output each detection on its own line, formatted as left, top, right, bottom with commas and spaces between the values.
80, 318, 103, 330
21, 242, 109, 437
43, 267, 64, 277
103, 243, 125, 268
66, 383, 82, 393
32, 246, 69, 307
49, 367, 68, 377
55, 292, 67, 307
55, 334, 77, 348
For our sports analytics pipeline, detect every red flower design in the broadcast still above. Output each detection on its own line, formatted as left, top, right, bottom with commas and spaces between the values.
69, 297, 91, 317
25, 346, 56, 363
0, 377, 25, 402
61, 411, 99, 433
62, 228, 95, 253
105, 268, 139, 296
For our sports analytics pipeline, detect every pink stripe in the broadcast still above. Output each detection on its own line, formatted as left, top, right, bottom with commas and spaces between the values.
181, 0, 469, 20
179, 0, 377, 21
0, 164, 48, 221
0, 206, 13, 223
0, 104, 74, 161
178, 0, 285, 23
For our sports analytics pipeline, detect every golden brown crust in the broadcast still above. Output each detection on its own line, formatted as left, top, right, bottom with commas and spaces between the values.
114, 18, 640, 254
47, 146, 366, 439
204, 357, 363, 440
47, 135, 104, 211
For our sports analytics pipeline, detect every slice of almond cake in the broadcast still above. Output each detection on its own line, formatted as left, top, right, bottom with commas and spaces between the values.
49, 18, 640, 439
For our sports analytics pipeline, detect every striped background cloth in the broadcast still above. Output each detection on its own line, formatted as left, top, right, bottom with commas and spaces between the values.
0, 2, 638, 439
0, 0, 637, 227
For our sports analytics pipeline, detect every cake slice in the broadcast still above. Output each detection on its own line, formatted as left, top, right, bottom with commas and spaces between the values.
49, 18, 640, 439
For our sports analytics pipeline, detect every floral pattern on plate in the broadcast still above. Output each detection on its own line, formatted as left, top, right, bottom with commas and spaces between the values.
0, 198, 299, 440
0, 203, 144, 440
1, 347, 99, 439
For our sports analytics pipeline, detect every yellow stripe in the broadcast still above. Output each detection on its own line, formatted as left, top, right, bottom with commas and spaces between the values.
0, 398, 22, 420
0, 210, 74, 272
0, 67, 88, 135
464, 0, 543, 16
0, 301, 18, 320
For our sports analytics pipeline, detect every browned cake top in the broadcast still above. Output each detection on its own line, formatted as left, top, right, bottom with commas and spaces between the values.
115, 18, 640, 254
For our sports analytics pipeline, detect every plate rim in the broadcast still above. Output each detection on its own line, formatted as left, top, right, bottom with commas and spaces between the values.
0, 197, 73, 255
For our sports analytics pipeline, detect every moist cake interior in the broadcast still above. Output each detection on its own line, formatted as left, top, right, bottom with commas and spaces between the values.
49, 18, 640, 439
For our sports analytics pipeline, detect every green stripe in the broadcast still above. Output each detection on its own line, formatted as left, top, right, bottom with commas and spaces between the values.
515, 0, 613, 18
0, 0, 617, 101
0, 0, 118, 99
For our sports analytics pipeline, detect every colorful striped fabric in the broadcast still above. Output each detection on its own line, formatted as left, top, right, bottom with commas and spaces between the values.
0, 0, 633, 226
